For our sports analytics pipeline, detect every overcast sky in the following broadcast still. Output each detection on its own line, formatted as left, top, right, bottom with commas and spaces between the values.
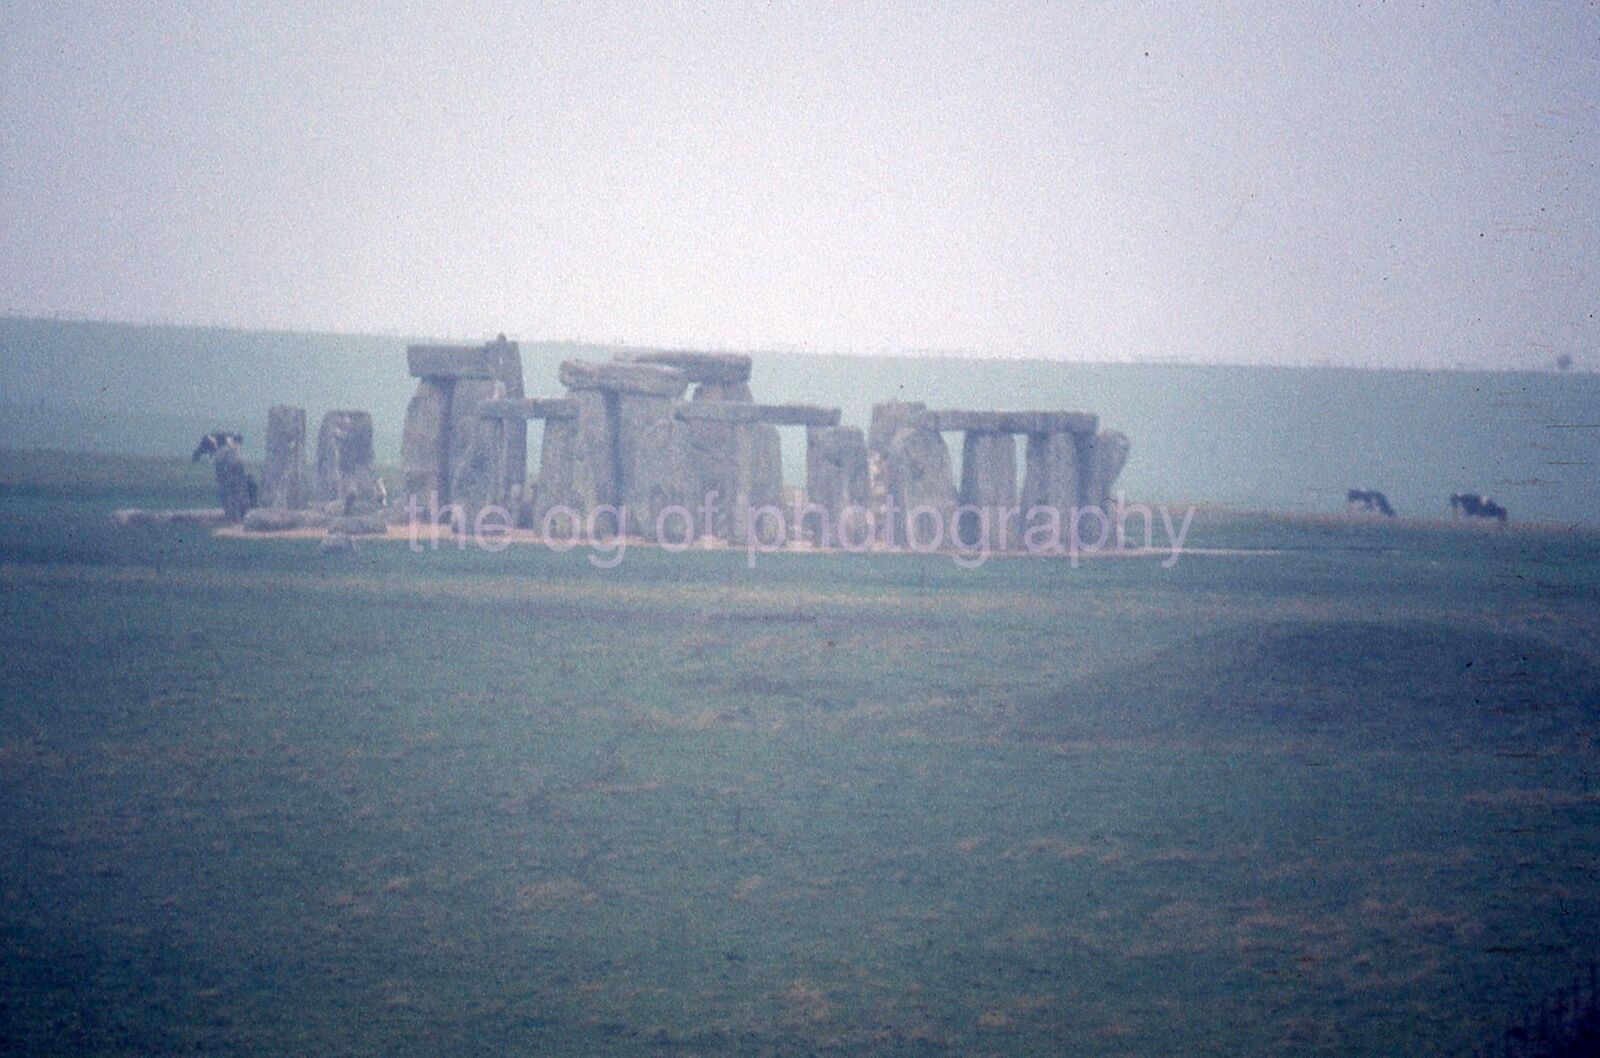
2, 2, 1596, 367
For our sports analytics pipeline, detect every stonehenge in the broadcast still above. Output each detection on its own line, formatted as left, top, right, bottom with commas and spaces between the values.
183, 335, 1134, 555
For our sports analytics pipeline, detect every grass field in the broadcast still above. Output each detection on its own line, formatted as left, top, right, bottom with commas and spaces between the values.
3, 450, 1599, 1056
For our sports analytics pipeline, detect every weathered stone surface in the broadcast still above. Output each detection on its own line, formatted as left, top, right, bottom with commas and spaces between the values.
401, 377, 452, 507
957, 431, 1019, 547
886, 427, 956, 546
450, 411, 507, 523
676, 401, 762, 423
261, 405, 308, 510
559, 360, 688, 397
733, 422, 785, 546
328, 513, 389, 535
565, 389, 619, 532
406, 337, 524, 509
478, 397, 577, 420
756, 404, 841, 428
615, 350, 751, 384
243, 507, 330, 533
804, 426, 870, 543
915, 410, 1098, 436
1020, 431, 1081, 517
869, 402, 928, 456
626, 418, 701, 542
314, 411, 382, 511
533, 413, 580, 538
407, 343, 503, 379
1084, 430, 1131, 509
214, 445, 255, 522
615, 392, 680, 536
692, 381, 755, 402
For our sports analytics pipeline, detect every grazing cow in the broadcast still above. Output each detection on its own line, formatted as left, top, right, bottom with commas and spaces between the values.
1450, 492, 1508, 523
191, 432, 258, 522
191, 431, 244, 462
1346, 489, 1396, 517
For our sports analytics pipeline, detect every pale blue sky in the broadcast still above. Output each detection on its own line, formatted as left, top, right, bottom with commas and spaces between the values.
2, 2, 1596, 367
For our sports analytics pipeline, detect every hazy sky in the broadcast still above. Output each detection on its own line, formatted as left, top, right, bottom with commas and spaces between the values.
3, 2, 1596, 367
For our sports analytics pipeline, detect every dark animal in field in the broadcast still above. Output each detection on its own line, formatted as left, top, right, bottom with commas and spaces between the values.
190, 432, 257, 522
1346, 489, 1395, 517
191, 431, 244, 462
1451, 492, 1508, 523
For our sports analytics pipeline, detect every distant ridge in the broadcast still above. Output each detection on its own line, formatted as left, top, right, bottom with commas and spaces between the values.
3, 315, 1598, 523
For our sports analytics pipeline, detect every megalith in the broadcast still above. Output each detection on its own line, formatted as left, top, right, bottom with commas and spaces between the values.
314, 410, 382, 513
1084, 430, 1131, 510
214, 445, 255, 523
1019, 431, 1080, 519
557, 360, 690, 537
400, 336, 524, 514
261, 404, 308, 510
957, 431, 1018, 547
885, 427, 956, 548
804, 425, 871, 545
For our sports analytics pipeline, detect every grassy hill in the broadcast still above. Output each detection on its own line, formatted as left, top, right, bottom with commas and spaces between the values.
3, 315, 1597, 523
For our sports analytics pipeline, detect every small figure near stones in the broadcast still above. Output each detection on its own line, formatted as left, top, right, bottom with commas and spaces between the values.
1346, 489, 1395, 517
191, 431, 258, 522
191, 431, 244, 462
1450, 492, 1508, 524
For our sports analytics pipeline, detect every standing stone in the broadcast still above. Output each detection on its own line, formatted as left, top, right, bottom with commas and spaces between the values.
261, 404, 308, 510
400, 378, 452, 510
957, 431, 1019, 548
804, 426, 870, 544
615, 392, 679, 537
404, 336, 524, 511
628, 418, 701, 544
733, 420, 785, 546
1083, 430, 1132, 510
534, 411, 580, 539
886, 427, 956, 548
563, 387, 611, 531
867, 402, 927, 535
1020, 431, 1081, 519
314, 411, 382, 512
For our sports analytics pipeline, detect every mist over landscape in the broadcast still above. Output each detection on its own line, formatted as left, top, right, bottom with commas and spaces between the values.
5, 4, 1600, 1057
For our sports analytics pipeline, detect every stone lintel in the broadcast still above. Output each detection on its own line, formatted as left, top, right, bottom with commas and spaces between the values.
478, 397, 578, 421
675, 400, 761, 423
914, 410, 1098, 435
559, 360, 688, 397
615, 350, 752, 384
408, 343, 509, 380
756, 404, 841, 428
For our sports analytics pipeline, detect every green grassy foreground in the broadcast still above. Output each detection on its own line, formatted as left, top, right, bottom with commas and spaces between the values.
2, 451, 1599, 1056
